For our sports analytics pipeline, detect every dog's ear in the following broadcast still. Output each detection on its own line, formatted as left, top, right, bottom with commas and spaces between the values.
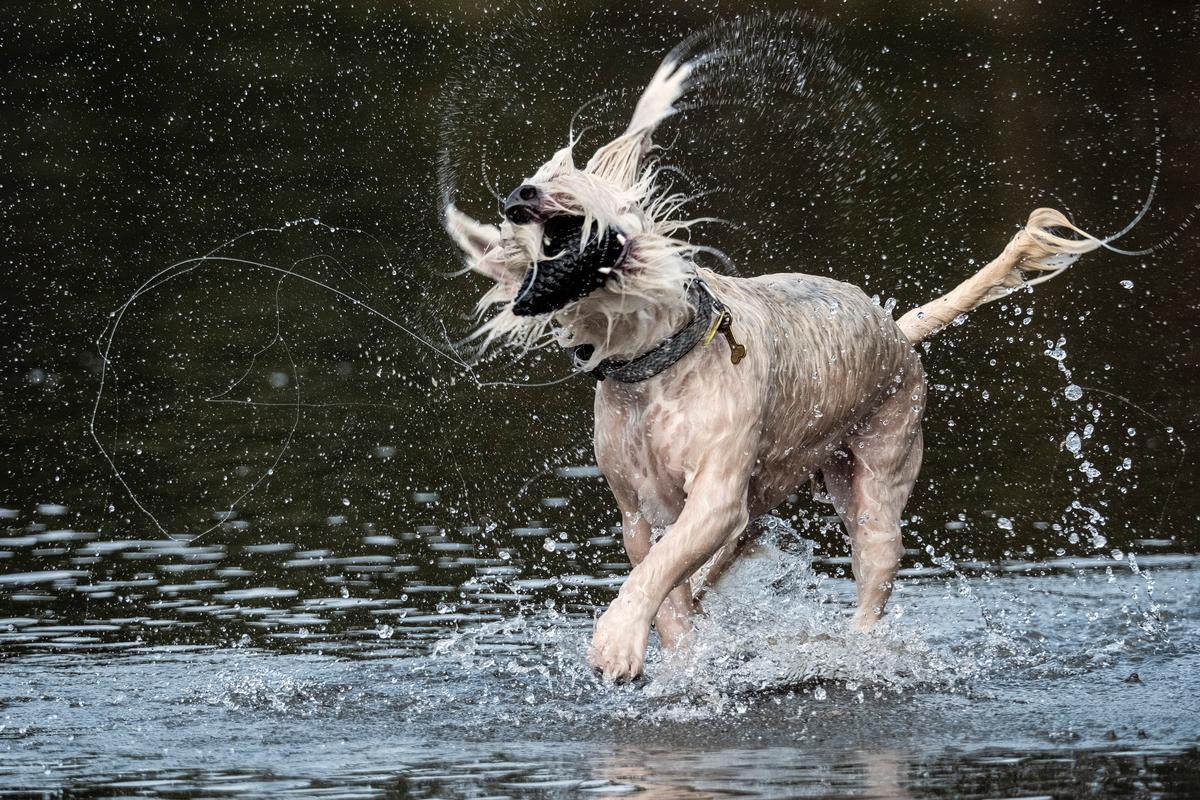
585, 58, 692, 190
444, 204, 510, 282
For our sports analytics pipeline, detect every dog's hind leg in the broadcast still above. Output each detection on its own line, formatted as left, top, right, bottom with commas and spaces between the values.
687, 517, 763, 598
822, 369, 925, 630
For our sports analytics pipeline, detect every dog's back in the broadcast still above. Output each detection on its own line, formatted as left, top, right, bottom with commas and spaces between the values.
707, 269, 919, 428
702, 269, 923, 513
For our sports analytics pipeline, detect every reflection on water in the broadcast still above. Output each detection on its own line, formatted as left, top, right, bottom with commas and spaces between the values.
2, 504, 1199, 796
0, 496, 1186, 655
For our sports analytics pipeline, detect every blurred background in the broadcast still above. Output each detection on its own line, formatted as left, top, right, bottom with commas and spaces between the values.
1, 0, 1197, 644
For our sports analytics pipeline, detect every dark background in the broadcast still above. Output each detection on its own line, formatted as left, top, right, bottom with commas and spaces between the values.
2, 0, 1197, 578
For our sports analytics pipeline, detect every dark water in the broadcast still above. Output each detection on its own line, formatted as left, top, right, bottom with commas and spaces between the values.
2, 1, 1199, 797
2, 532, 1198, 797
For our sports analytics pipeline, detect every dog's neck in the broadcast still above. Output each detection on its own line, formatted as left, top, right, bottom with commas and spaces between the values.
554, 276, 698, 364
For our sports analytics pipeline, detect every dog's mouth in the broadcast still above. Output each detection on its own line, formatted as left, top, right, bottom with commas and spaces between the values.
511, 215, 629, 317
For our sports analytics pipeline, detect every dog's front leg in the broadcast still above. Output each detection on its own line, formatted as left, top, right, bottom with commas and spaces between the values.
590, 478, 750, 681
620, 510, 695, 650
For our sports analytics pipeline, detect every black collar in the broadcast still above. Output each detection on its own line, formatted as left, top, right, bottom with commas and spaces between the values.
568, 279, 741, 383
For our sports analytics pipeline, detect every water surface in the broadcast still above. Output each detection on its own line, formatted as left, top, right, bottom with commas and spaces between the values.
2, 523, 1198, 797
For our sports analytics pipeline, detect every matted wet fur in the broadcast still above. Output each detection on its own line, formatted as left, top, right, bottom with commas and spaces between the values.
444, 52, 1108, 681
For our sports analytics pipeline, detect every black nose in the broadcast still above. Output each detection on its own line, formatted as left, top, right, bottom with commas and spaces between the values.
504, 183, 542, 225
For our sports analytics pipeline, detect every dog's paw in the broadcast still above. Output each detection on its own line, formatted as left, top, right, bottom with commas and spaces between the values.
850, 609, 885, 633
588, 599, 651, 682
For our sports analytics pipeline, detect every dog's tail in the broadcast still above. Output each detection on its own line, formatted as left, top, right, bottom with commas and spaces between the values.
897, 208, 1105, 343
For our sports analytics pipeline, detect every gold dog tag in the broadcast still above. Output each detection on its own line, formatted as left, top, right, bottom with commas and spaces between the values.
719, 315, 747, 365
702, 309, 747, 365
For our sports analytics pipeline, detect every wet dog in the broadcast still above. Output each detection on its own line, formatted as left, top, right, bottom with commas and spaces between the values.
444, 57, 1105, 681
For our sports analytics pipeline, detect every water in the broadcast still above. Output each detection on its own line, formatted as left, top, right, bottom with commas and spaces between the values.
1, 519, 1198, 796
4, 1, 1200, 797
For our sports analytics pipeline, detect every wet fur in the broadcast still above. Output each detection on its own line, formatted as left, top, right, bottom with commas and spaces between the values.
584, 269, 925, 678
445, 54, 1102, 681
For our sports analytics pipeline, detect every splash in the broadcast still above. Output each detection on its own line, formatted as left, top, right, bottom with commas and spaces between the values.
642, 527, 963, 719
417, 519, 967, 725
439, 11, 912, 270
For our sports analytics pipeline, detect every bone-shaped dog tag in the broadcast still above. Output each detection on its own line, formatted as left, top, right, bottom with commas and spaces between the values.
702, 309, 747, 365
718, 315, 747, 365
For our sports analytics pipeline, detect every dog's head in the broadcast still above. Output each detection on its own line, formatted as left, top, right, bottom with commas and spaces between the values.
445, 60, 700, 352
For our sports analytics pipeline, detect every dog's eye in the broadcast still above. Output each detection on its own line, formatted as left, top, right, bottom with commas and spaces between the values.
543, 235, 551, 247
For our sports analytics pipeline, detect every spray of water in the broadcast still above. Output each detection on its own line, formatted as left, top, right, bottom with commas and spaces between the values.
92, 10, 1192, 667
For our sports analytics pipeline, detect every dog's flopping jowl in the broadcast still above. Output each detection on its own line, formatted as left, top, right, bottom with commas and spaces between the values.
444, 53, 1107, 681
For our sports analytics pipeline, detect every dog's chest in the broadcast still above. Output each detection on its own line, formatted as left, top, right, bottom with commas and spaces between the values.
592, 385, 704, 525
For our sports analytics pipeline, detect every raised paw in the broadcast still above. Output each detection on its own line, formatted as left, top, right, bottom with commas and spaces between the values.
588, 598, 651, 682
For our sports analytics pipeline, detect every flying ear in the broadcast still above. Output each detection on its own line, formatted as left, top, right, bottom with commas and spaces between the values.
585, 58, 693, 190
445, 203, 500, 260
443, 203, 510, 282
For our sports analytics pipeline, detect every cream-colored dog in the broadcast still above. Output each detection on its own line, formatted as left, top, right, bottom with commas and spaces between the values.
444, 57, 1105, 681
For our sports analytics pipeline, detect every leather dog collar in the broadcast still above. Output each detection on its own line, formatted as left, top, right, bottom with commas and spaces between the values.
569, 279, 746, 383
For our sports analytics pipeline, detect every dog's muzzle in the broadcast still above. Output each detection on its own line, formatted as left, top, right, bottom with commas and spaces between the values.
511, 214, 629, 317
504, 184, 544, 226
